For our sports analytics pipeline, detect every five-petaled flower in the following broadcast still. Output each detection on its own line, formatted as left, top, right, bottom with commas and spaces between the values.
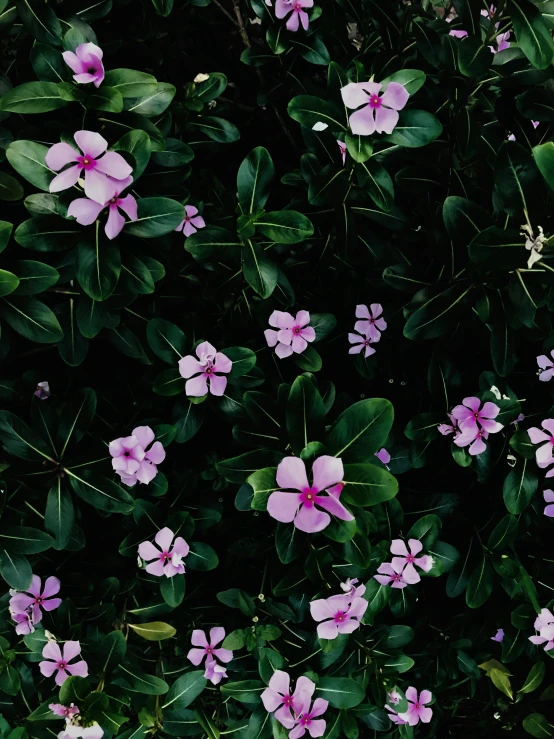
39, 641, 88, 686
10, 575, 61, 625
62, 43, 104, 87
109, 425, 165, 486
138, 527, 190, 578
537, 351, 554, 382
451, 397, 503, 436
528, 419, 554, 468
275, 0, 313, 32
187, 627, 233, 684
289, 696, 328, 739
348, 329, 379, 358
310, 590, 368, 639
374, 561, 411, 589
265, 310, 316, 359
529, 609, 554, 652
354, 303, 386, 341
341, 81, 409, 136
175, 205, 206, 237
390, 539, 433, 584
178, 341, 232, 397
68, 175, 138, 240
261, 670, 316, 728
267, 455, 353, 533
397, 688, 433, 726
46, 130, 133, 205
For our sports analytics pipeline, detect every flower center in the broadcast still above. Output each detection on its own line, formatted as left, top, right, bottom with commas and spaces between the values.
109, 197, 118, 205
550, 436, 554, 446
369, 94, 382, 109
392, 573, 402, 582
87, 67, 96, 74
301, 717, 309, 726
294, 2, 302, 9
185, 215, 191, 221
301, 487, 318, 505
414, 703, 420, 710
406, 554, 415, 563
58, 662, 67, 670
293, 327, 301, 334
78, 155, 96, 170
363, 339, 371, 346
206, 647, 213, 654
124, 451, 130, 456
283, 695, 293, 706
334, 611, 346, 622
474, 412, 480, 418
205, 367, 213, 374
162, 551, 171, 561
36, 597, 43, 604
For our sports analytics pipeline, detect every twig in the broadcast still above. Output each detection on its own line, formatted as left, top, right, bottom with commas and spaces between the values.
212, 0, 240, 27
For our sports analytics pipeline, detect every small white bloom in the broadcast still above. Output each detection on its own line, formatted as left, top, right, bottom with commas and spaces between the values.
522, 223, 546, 268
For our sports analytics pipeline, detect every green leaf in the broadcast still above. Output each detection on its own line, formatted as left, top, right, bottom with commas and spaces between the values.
508, 0, 554, 69
248, 467, 278, 511
495, 142, 540, 215
195, 72, 227, 102
125, 82, 176, 117
384, 110, 442, 148
87, 86, 124, 113
242, 241, 278, 298
286, 374, 325, 455
45, 480, 74, 550
225, 346, 257, 379
381, 69, 426, 95
237, 146, 274, 213
325, 398, 394, 462
98, 631, 127, 674
162, 671, 207, 710
153, 369, 186, 396
0, 526, 54, 554
217, 588, 256, 616
466, 556, 494, 608
129, 622, 177, 640
288, 95, 347, 131
0, 171, 24, 202
0, 410, 53, 461
186, 116, 240, 143
151, 138, 193, 168
103, 69, 158, 97
76, 295, 108, 338
113, 129, 152, 180
152, 0, 174, 15
356, 161, 394, 211
317, 678, 365, 708
345, 133, 373, 163
57, 387, 96, 454
15, 216, 82, 252
0, 221, 12, 253
0, 550, 32, 589
0, 81, 67, 113
443, 196, 492, 248
407, 514, 442, 548
6, 141, 52, 191
519, 662, 545, 695
147, 319, 186, 364
488, 514, 518, 550
30, 43, 67, 82
275, 522, 301, 564
522, 714, 553, 738
119, 666, 168, 695
121, 254, 156, 295
468, 227, 525, 270
219, 680, 265, 704
457, 36, 493, 77
76, 240, 121, 301
160, 575, 185, 608
67, 469, 134, 514
403, 284, 471, 340
187, 542, 219, 571
185, 226, 242, 261
217, 450, 283, 484
16, 0, 62, 46
342, 463, 398, 506
503, 460, 538, 514
12, 260, 58, 295
310, 313, 337, 342
255, 210, 313, 244
0, 269, 19, 297
126, 197, 184, 237
294, 345, 322, 373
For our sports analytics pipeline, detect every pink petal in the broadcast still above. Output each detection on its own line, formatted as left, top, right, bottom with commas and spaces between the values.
62, 51, 84, 74
146, 441, 165, 464
213, 352, 232, 374
291, 335, 308, 354
401, 563, 421, 584
355, 305, 370, 319
543, 419, 554, 434
187, 648, 206, 666
309, 598, 336, 622
348, 106, 376, 136
480, 419, 503, 434
269, 669, 290, 695
265, 329, 279, 347
50, 165, 81, 193
528, 428, 549, 443
196, 340, 217, 358
67, 198, 104, 225
171, 537, 189, 557
145, 559, 166, 576
46, 142, 78, 170
310, 698, 328, 719
408, 538, 423, 555
62, 641, 81, 662
178, 355, 205, 379
10, 593, 34, 612
262, 687, 284, 712
278, 328, 293, 346
183, 220, 197, 237
536, 442, 553, 466
337, 619, 360, 634
96, 151, 133, 180
39, 660, 58, 678
419, 706, 433, 723
185, 205, 198, 217
42, 597, 62, 612
275, 343, 293, 359
377, 562, 395, 576
276, 457, 309, 491
118, 194, 138, 221
270, 310, 294, 329
544, 489, 554, 503
155, 527, 174, 551
405, 687, 418, 703
274, 706, 295, 729
295, 310, 310, 327
213, 647, 233, 663
294, 505, 330, 533
349, 345, 364, 355
316, 495, 353, 521
138, 540, 160, 561
381, 82, 409, 111
390, 539, 409, 556
544, 504, 554, 517
468, 436, 487, 456
267, 491, 301, 523
76, 43, 104, 62
300, 326, 316, 343
481, 402, 500, 419
191, 629, 209, 647
312, 456, 344, 492
415, 555, 433, 572
74, 130, 107, 159
27, 574, 42, 597
463, 396, 481, 412
55, 669, 69, 686
186, 374, 209, 397
136, 460, 157, 484
419, 690, 432, 705
66, 660, 88, 678
341, 82, 380, 109
208, 626, 225, 648
346, 597, 368, 619
74, 73, 97, 85
286, 10, 300, 31
294, 676, 316, 699
540, 369, 554, 382
84, 169, 117, 204
348, 333, 364, 345
42, 642, 62, 662
374, 574, 392, 586
289, 725, 306, 739
132, 426, 155, 448
317, 620, 339, 639
374, 106, 399, 134
208, 373, 227, 396
191, 216, 205, 230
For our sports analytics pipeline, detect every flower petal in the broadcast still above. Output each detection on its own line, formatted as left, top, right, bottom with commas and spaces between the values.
138, 540, 160, 561
187, 648, 206, 666
276, 456, 309, 491
294, 505, 330, 533
46, 142, 78, 171
267, 491, 301, 523
68, 197, 104, 225
84, 168, 117, 204
95, 151, 133, 180
105, 206, 125, 240
74, 130, 108, 158
269, 669, 290, 696
348, 106, 376, 136
62, 641, 82, 663
374, 106, 399, 134
50, 165, 81, 193
381, 82, 409, 111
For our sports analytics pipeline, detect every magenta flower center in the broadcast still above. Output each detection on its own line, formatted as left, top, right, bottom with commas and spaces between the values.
363, 339, 371, 347
414, 703, 420, 710
35, 596, 43, 604
283, 695, 293, 707
549, 436, 554, 445
300, 717, 310, 726
161, 551, 171, 561
300, 487, 319, 506
58, 661, 67, 670
77, 155, 97, 170
334, 611, 347, 622
87, 67, 96, 74
294, 2, 302, 9
406, 554, 415, 563
293, 326, 301, 335
369, 94, 382, 109
392, 573, 403, 582
109, 196, 119, 205
206, 646, 213, 654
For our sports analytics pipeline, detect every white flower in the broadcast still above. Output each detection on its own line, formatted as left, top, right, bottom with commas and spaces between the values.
522, 223, 546, 268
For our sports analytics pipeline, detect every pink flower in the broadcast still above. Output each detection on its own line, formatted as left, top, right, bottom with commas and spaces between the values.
9, 575, 61, 624
375, 448, 391, 466
454, 425, 489, 456
109, 425, 165, 487
310, 593, 368, 639
67, 176, 137, 240
529, 623, 554, 652
264, 310, 316, 359
267, 456, 353, 533
341, 81, 409, 136
34, 381, 50, 399
62, 43, 104, 87
49, 704, 80, 720
11, 611, 34, 635
275, 0, 313, 32
449, 28, 468, 38
39, 641, 88, 686
374, 561, 414, 589
386, 693, 407, 725
187, 627, 233, 684
337, 140, 347, 165
289, 696, 328, 739
537, 351, 554, 382
438, 412, 460, 437
544, 490, 554, 517
138, 527, 189, 578
528, 419, 554, 468
397, 688, 433, 726
348, 329, 379, 358
535, 608, 554, 631
340, 578, 366, 598
178, 341, 232, 397
491, 629, 504, 643
46, 130, 132, 205
491, 31, 510, 53
390, 539, 433, 583
175, 205, 205, 238
261, 670, 316, 728
354, 304, 386, 341
451, 397, 503, 436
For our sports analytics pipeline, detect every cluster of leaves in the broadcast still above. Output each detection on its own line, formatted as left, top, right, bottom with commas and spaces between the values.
1, 1, 554, 739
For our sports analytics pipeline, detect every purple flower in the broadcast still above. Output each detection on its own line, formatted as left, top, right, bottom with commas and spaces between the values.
537, 351, 554, 382
544, 490, 554, 517
454, 425, 489, 456
438, 412, 460, 437
187, 627, 233, 684
386, 691, 407, 725
375, 448, 391, 467
528, 419, 554, 468
39, 641, 88, 686
275, 0, 313, 32
449, 28, 468, 38
34, 381, 50, 400
9, 575, 61, 624
397, 688, 433, 726
341, 81, 409, 136
267, 456, 353, 533
492, 31, 510, 52
265, 310, 316, 359
67, 176, 138, 240
491, 629, 504, 643
348, 329, 379, 358
529, 623, 554, 652
374, 561, 412, 589
310, 593, 368, 639
49, 703, 80, 720
451, 397, 503, 436
138, 527, 189, 578
11, 611, 34, 635
175, 205, 206, 238
340, 578, 366, 598
62, 43, 104, 87
109, 425, 165, 487
337, 140, 347, 165
178, 341, 232, 397
535, 608, 554, 631
261, 670, 315, 728
289, 696, 328, 739
354, 304, 386, 341
46, 130, 132, 205
390, 539, 433, 583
